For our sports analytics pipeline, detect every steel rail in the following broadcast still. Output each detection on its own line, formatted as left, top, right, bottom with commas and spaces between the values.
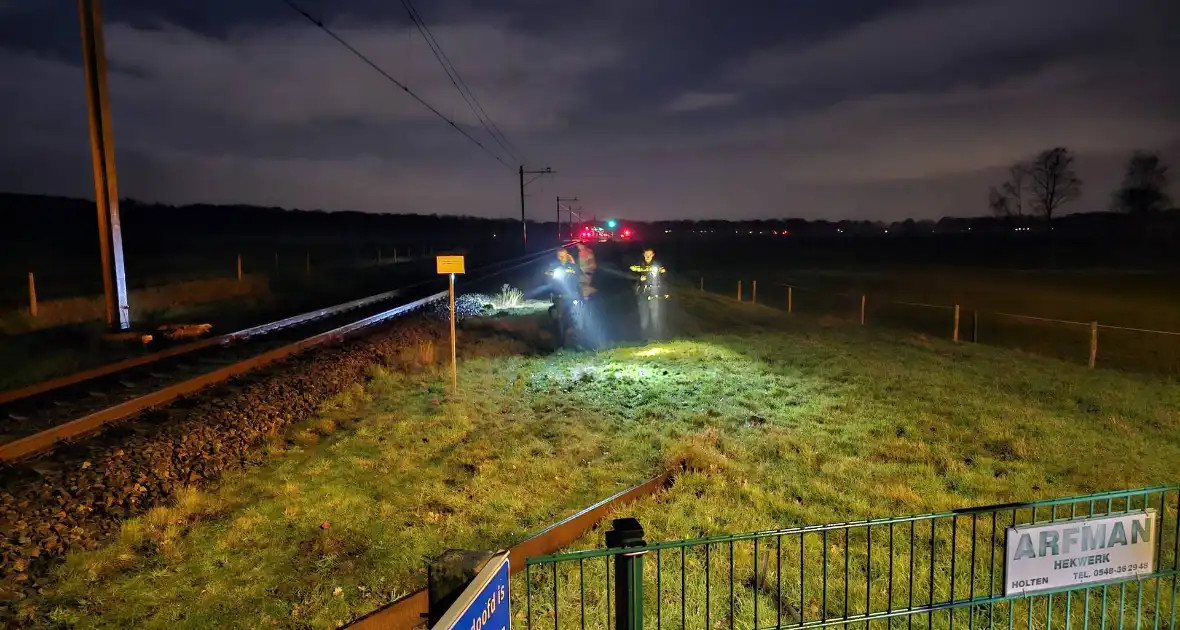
0, 281, 425, 407
344, 469, 676, 630
0, 291, 440, 462
0, 247, 566, 462
0, 248, 555, 406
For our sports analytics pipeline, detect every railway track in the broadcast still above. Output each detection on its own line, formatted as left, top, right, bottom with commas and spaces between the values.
0, 248, 558, 462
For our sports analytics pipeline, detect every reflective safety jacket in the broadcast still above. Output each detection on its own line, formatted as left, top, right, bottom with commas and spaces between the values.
630, 261, 667, 296
576, 246, 597, 276
548, 262, 582, 298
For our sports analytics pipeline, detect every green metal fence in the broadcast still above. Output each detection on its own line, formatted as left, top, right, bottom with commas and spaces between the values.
521, 485, 1179, 629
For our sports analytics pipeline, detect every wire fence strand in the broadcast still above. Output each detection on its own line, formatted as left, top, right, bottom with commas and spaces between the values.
699, 274, 1180, 376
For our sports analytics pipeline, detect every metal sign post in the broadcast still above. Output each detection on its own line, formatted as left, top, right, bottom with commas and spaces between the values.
436, 255, 466, 393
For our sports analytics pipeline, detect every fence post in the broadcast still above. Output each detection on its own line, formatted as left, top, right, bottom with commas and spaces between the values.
274, 252, 279, 271
606, 518, 646, 630
737, 280, 742, 302
699, 276, 704, 291
393, 247, 398, 262
973, 311, 979, 343
1089, 321, 1098, 369
237, 254, 243, 282
377, 248, 382, 264
953, 304, 960, 342
27, 272, 37, 318
752, 280, 757, 304
860, 295, 866, 325
788, 286, 793, 314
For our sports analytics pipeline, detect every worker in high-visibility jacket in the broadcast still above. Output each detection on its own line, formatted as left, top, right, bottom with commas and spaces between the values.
548, 249, 582, 300
574, 242, 597, 299
629, 248, 668, 338
547, 249, 585, 346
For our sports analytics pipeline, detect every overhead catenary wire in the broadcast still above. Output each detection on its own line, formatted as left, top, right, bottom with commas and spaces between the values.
399, 0, 523, 165
278, 0, 514, 171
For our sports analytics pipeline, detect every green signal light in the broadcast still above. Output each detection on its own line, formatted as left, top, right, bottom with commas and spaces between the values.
607, 219, 617, 228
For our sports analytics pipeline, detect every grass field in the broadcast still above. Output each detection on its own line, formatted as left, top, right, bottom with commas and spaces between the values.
694, 267, 1180, 376
29, 290, 1180, 629
749, 268, 1180, 330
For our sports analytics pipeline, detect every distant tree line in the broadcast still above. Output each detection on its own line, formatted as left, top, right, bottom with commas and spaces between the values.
987, 148, 1171, 223
0, 146, 1175, 262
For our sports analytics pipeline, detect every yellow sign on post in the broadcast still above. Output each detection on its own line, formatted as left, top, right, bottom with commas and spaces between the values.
436, 255, 466, 275
436, 255, 466, 393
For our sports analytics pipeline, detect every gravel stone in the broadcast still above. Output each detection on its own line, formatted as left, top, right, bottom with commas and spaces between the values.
0, 316, 448, 623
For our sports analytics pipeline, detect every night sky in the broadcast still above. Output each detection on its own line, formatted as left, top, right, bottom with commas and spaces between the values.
0, 0, 1176, 221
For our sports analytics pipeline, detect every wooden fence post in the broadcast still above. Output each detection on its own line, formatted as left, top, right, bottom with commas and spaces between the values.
237, 254, 243, 281
27, 272, 37, 318
1089, 321, 1098, 368
973, 311, 979, 343
788, 286, 793, 314
699, 277, 704, 291
953, 304, 960, 341
752, 280, 757, 304
737, 280, 742, 302
860, 295, 866, 325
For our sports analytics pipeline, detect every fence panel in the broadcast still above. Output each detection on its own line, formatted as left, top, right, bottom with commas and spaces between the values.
523, 485, 1180, 629
864, 299, 956, 340
1095, 325, 1180, 376
691, 274, 1178, 377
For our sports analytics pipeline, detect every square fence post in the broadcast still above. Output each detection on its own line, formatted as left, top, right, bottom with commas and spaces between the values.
1089, 321, 1098, 368
953, 304, 960, 341
606, 518, 646, 630
737, 280, 742, 302
788, 286, 793, 314
752, 280, 757, 304
27, 272, 37, 318
860, 295, 866, 325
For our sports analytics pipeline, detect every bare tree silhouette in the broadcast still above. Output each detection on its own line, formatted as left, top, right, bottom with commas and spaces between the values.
1027, 147, 1082, 224
1001, 163, 1028, 216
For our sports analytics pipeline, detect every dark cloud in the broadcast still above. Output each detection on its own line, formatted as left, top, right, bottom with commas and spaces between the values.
0, 0, 1177, 221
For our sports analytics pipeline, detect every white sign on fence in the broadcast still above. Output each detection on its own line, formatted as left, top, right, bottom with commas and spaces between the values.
1005, 510, 1156, 596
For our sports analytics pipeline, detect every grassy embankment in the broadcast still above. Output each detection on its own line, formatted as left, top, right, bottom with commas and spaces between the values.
30, 289, 1180, 629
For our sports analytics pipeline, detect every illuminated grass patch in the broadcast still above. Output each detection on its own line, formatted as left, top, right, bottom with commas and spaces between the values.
36, 291, 1180, 629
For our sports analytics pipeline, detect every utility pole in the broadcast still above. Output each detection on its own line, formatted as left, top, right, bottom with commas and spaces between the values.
557, 196, 578, 240
519, 165, 552, 252
79, 0, 129, 329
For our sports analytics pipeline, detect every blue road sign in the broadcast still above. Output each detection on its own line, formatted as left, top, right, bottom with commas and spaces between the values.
433, 551, 511, 630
